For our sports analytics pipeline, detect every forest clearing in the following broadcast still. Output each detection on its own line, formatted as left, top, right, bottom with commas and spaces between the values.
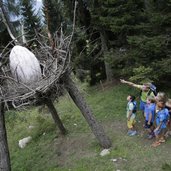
1, 1, 171, 170
6, 83, 171, 171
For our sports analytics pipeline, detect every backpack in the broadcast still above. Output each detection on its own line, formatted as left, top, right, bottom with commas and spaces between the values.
149, 83, 157, 96
132, 101, 137, 113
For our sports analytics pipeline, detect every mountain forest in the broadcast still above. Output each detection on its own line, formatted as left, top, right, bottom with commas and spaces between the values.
0, 0, 171, 85
0, 0, 171, 171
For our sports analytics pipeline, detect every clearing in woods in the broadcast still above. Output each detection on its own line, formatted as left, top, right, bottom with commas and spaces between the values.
7, 83, 171, 171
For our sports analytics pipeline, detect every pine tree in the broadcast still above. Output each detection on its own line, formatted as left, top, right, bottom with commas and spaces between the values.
43, 0, 63, 35
89, 0, 146, 80
127, 0, 171, 82
20, 0, 42, 45
91, 0, 144, 44
89, 0, 171, 83
0, 0, 20, 42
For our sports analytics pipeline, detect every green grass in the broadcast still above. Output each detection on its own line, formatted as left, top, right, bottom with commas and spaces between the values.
5, 83, 171, 171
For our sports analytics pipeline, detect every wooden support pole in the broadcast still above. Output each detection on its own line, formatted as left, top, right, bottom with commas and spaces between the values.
64, 75, 112, 148
45, 99, 67, 135
0, 101, 11, 171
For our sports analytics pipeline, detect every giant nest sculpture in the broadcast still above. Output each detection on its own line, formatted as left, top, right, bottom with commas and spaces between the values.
0, 30, 111, 149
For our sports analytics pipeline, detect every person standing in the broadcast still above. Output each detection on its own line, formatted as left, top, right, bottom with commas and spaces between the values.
120, 79, 155, 114
143, 96, 156, 139
151, 100, 169, 147
126, 95, 137, 136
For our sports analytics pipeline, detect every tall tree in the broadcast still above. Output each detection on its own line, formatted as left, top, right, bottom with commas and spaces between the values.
20, 0, 42, 46
88, 1, 143, 80
62, 0, 107, 84
0, 0, 19, 43
90, 0, 153, 80
127, 0, 171, 82
43, 0, 64, 47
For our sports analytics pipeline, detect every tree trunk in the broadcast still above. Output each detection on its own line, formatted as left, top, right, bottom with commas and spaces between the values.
45, 99, 67, 135
64, 74, 112, 148
0, 101, 11, 171
43, 0, 55, 49
0, 0, 18, 43
104, 61, 113, 82
100, 30, 113, 82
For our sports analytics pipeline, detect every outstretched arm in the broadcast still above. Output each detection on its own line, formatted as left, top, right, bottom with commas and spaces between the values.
120, 79, 143, 89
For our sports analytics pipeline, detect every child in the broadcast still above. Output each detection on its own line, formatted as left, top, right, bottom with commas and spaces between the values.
120, 79, 155, 114
126, 95, 137, 136
155, 92, 167, 103
144, 96, 156, 139
155, 92, 167, 115
165, 99, 171, 137
151, 100, 169, 147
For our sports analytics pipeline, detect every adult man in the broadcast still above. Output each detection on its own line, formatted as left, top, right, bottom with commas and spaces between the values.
120, 79, 155, 113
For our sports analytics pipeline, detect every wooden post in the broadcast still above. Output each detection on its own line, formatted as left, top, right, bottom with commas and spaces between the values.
64, 75, 112, 148
45, 99, 67, 135
0, 101, 11, 171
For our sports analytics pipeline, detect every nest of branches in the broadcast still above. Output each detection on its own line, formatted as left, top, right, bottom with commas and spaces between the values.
0, 31, 73, 108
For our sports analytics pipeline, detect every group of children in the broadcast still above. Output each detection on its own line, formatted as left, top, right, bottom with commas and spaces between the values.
120, 79, 171, 147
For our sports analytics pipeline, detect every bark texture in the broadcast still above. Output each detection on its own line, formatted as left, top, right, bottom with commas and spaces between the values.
0, 102, 11, 171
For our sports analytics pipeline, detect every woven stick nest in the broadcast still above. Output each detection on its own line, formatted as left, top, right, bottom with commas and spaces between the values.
0, 32, 72, 108
0, 1, 78, 109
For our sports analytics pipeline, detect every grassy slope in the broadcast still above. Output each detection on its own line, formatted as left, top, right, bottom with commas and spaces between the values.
6, 84, 171, 171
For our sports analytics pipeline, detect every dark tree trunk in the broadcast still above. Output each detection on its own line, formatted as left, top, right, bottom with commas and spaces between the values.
0, 0, 18, 43
0, 102, 11, 171
45, 99, 67, 135
100, 31, 113, 82
64, 74, 112, 148
43, 0, 55, 49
